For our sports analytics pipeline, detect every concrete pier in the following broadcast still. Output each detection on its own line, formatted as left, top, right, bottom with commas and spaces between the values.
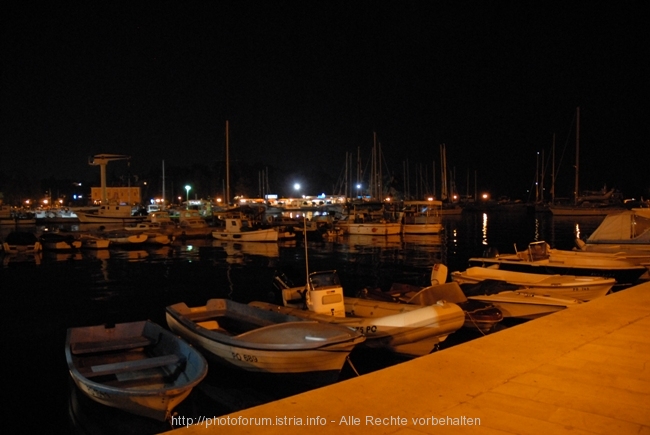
164, 281, 650, 434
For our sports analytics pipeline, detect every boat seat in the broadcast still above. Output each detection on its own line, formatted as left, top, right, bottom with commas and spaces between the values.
85, 354, 182, 378
197, 320, 220, 330
71, 336, 154, 355
184, 310, 221, 322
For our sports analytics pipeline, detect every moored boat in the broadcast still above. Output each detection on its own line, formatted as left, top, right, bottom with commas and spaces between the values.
451, 266, 615, 301
335, 203, 403, 236
401, 200, 444, 235
1, 231, 42, 254
358, 264, 503, 333
65, 320, 208, 421
211, 218, 279, 242
464, 289, 583, 320
336, 218, 402, 235
76, 204, 147, 224
578, 210, 650, 250
101, 230, 148, 246
124, 222, 175, 245
165, 299, 364, 386
176, 210, 213, 238
468, 240, 647, 284
250, 269, 465, 357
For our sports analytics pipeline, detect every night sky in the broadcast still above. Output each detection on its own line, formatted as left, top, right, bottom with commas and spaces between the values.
3, 2, 648, 200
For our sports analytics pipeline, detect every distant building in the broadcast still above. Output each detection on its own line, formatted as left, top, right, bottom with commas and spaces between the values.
91, 187, 141, 205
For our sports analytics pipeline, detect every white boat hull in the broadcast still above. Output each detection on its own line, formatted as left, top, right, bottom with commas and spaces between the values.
250, 297, 465, 357
468, 249, 647, 284
468, 291, 583, 319
77, 213, 146, 224
451, 267, 615, 301
402, 223, 443, 234
211, 228, 279, 242
165, 299, 364, 383
167, 314, 354, 375
338, 222, 402, 235
77, 205, 146, 224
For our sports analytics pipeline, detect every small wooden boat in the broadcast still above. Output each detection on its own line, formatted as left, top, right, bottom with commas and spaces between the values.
166, 299, 364, 385
451, 266, 616, 301
251, 269, 465, 357
1, 231, 41, 254
65, 320, 208, 421
468, 240, 648, 284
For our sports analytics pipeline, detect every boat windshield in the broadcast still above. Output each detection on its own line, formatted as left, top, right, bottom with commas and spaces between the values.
308, 271, 341, 289
528, 241, 550, 260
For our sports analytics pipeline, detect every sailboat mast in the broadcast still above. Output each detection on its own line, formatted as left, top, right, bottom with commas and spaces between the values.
440, 144, 448, 201
162, 160, 166, 208
551, 133, 555, 205
372, 132, 377, 199
574, 107, 580, 205
357, 146, 361, 198
378, 141, 383, 199
226, 120, 230, 205
535, 152, 540, 203
432, 160, 436, 199
539, 149, 545, 203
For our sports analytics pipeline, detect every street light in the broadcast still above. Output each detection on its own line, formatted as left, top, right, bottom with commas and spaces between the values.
185, 185, 191, 209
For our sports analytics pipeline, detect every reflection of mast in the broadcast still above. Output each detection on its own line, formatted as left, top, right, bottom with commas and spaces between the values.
88, 154, 131, 204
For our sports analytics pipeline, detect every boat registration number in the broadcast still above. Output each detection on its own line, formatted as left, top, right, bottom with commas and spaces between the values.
354, 325, 378, 335
231, 352, 258, 363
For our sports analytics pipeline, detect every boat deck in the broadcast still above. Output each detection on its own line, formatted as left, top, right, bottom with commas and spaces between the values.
164, 280, 650, 434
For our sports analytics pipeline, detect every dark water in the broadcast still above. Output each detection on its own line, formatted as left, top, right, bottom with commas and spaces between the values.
1, 210, 607, 433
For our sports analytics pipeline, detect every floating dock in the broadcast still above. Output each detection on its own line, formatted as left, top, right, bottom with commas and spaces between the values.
164, 281, 650, 434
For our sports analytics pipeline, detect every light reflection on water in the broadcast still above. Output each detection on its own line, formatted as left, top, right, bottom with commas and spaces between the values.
1, 211, 610, 433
